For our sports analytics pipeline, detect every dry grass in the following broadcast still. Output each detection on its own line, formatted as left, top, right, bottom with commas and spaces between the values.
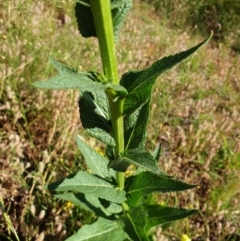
0, 1, 240, 241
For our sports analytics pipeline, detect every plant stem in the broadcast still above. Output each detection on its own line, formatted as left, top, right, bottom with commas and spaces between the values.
106, 89, 125, 189
90, 0, 118, 84
90, 0, 125, 190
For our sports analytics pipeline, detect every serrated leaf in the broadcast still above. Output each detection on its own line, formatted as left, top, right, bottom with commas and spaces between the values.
78, 92, 115, 146
109, 148, 166, 176
75, 0, 133, 41
66, 217, 130, 241
144, 205, 198, 232
75, 135, 110, 178
75, 1, 96, 38
32, 72, 107, 92
33, 58, 127, 97
48, 171, 126, 203
124, 207, 150, 241
121, 35, 212, 115
124, 99, 150, 149
111, 0, 133, 41
48, 55, 78, 74
111, 0, 132, 9
125, 172, 196, 207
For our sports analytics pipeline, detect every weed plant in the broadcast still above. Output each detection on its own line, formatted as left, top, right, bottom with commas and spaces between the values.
33, 1, 211, 240
1, 1, 240, 240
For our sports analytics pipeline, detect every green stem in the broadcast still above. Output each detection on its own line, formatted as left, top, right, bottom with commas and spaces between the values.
90, 0, 118, 83
90, 0, 125, 190
106, 89, 125, 189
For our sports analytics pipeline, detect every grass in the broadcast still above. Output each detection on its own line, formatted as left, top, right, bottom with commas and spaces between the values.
146, 0, 240, 52
1, 1, 240, 240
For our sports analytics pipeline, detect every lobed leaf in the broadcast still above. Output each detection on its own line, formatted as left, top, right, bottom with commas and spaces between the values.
125, 172, 196, 207
66, 217, 130, 241
48, 171, 126, 203
75, 135, 110, 178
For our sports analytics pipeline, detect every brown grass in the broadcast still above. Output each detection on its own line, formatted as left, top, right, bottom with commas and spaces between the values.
0, 1, 240, 241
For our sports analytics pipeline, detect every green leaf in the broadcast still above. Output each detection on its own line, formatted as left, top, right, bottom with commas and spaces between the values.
111, 0, 133, 41
54, 193, 104, 216
121, 35, 212, 115
152, 144, 161, 161
48, 55, 78, 74
124, 207, 150, 241
75, 135, 110, 178
78, 92, 115, 146
75, 0, 133, 41
33, 56, 127, 97
48, 171, 126, 203
66, 217, 130, 241
125, 172, 196, 207
106, 85, 128, 99
86, 194, 122, 215
104, 202, 122, 214
144, 205, 198, 233
124, 99, 150, 149
75, 1, 96, 38
111, 0, 133, 9
109, 148, 166, 176
32, 71, 107, 92
55, 193, 122, 216
78, 84, 127, 145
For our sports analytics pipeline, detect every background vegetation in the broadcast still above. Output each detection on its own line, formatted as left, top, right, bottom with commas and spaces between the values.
145, 0, 240, 51
0, 0, 239, 240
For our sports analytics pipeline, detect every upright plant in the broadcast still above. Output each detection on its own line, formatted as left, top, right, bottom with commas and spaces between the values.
33, 1, 211, 240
